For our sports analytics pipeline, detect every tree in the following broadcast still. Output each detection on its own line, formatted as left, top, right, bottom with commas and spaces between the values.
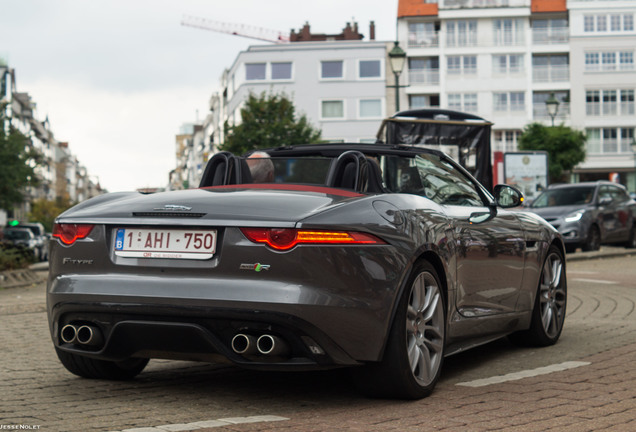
221, 92, 322, 155
28, 197, 74, 232
0, 106, 41, 211
518, 123, 587, 183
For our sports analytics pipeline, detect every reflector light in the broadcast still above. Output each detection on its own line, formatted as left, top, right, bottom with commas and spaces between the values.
240, 228, 385, 251
53, 223, 95, 245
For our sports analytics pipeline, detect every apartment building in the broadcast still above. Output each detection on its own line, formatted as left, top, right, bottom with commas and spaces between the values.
397, 0, 636, 192
1, 64, 103, 221
176, 22, 391, 187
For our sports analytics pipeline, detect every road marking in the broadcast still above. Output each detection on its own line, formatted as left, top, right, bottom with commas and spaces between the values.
572, 278, 617, 285
114, 415, 289, 432
456, 361, 591, 388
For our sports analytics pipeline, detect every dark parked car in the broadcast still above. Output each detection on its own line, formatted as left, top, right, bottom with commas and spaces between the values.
17, 222, 49, 261
47, 144, 567, 399
525, 181, 636, 253
3, 227, 38, 253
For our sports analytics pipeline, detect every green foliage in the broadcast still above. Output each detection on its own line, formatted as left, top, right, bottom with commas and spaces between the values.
28, 197, 74, 232
518, 123, 587, 183
221, 92, 322, 155
0, 242, 36, 271
0, 104, 41, 211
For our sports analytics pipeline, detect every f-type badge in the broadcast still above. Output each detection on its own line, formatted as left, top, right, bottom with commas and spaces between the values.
240, 263, 271, 272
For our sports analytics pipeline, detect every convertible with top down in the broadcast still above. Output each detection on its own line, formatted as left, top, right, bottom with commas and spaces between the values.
47, 143, 567, 399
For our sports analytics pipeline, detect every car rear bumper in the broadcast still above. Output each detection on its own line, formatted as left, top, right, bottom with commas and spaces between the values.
47, 271, 400, 368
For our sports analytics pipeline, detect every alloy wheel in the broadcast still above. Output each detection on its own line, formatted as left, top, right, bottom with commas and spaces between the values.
405, 271, 445, 387
539, 251, 566, 339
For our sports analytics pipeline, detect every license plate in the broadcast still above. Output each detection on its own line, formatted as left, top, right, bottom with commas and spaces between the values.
114, 228, 216, 260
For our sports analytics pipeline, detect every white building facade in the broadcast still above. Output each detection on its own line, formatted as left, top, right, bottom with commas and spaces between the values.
397, 0, 636, 192
223, 40, 390, 143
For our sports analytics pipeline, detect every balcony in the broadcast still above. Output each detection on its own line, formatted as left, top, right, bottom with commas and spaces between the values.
532, 27, 569, 44
408, 31, 440, 49
586, 102, 635, 116
532, 64, 569, 82
408, 69, 440, 86
440, 0, 529, 8
533, 102, 570, 122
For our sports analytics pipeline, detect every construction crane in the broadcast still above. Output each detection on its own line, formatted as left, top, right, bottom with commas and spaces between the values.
181, 15, 290, 44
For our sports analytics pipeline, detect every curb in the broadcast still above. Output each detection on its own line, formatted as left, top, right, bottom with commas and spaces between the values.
566, 246, 636, 262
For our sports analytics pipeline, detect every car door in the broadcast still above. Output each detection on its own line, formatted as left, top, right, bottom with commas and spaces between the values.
607, 185, 633, 242
411, 154, 526, 317
597, 185, 629, 242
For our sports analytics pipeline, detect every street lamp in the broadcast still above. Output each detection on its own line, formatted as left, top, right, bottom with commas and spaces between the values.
545, 92, 560, 127
388, 41, 407, 113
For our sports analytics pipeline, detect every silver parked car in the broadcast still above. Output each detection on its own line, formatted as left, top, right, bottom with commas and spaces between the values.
525, 181, 636, 253
47, 144, 567, 399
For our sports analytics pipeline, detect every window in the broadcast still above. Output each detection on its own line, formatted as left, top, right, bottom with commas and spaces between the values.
447, 56, 476, 76
447, 93, 477, 113
382, 153, 483, 207
584, 13, 634, 32
359, 60, 381, 79
446, 20, 477, 47
620, 51, 634, 70
494, 92, 525, 113
321, 100, 344, 119
494, 130, 521, 153
321, 61, 343, 79
585, 52, 600, 71
493, 55, 524, 74
602, 52, 617, 71
359, 99, 382, 118
409, 94, 439, 109
587, 128, 634, 154
245, 63, 266, 80
408, 57, 440, 85
271, 62, 292, 80
620, 90, 635, 115
494, 19, 524, 46
587, 89, 634, 116
586, 50, 635, 72
408, 22, 439, 48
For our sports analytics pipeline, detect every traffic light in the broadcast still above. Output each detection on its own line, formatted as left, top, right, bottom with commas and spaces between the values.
9, 220, 20, 227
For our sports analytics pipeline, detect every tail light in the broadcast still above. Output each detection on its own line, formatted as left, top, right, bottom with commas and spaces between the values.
240, 228, 385, 251
53, 223, 95, 245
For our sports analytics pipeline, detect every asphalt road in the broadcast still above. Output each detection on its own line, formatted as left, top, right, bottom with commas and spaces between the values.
1, 253, 635, 431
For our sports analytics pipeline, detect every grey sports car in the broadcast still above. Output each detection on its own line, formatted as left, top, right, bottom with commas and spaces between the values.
47, 144, 567, 399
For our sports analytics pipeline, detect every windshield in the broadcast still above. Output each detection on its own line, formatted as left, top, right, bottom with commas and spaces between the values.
531, 186, 595, 208
5, 230, 31, 240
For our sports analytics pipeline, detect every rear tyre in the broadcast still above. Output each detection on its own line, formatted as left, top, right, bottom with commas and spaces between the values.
509, 245, 566, 347
582, 225, 600, 252
55, 347, 148, 380
353, 261, 445, 399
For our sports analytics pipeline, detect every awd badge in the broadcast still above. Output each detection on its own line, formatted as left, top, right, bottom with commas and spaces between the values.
240, 263, 271, 272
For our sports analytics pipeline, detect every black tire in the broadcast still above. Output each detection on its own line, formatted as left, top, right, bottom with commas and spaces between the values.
582, 225, 600, 252
353, 260, 446, 399
509, 245, 567, 347
55, 347, 148, 380
564, 244, 577, 254
625, 224, 636, 249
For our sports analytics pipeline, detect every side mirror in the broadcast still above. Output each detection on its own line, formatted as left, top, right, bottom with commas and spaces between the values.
598, 196, 612, 206
493, 184, 524, 208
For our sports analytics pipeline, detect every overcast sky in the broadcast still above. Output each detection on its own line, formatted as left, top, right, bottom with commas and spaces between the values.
1, 0, 397, 192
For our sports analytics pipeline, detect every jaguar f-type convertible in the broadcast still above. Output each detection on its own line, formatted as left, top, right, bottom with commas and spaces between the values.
47, 143, 567, 399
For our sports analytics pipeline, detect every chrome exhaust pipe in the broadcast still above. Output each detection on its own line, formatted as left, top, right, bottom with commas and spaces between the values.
60, 324, 78, 344
231, 334, 258, 355
76, 325, 103, 347
257, 334, 289, 356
